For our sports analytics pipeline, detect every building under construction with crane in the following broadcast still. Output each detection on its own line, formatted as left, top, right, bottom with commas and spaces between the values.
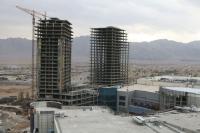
16, 5, 46, 99
36, 18, 72, 99
35, 18, 97, 105
16, 6, 129, 106
16, 5, 97, 105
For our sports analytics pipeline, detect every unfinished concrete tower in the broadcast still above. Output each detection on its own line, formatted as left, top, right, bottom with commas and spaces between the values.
90, 26, 129, 86
36, 18, 72, 100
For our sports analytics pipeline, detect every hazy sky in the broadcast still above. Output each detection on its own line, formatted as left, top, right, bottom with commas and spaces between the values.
1, 0, 200, 42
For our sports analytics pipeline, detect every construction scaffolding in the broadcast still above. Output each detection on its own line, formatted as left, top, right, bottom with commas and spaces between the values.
36, 18, 72, 100
60, 88, 97, 106
90, 26, 129, 86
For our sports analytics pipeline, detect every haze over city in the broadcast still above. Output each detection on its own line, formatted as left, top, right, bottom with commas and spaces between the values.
1, 0, 200, 133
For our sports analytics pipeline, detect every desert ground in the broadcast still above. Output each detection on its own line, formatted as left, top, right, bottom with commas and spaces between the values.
0, 84, 31, 97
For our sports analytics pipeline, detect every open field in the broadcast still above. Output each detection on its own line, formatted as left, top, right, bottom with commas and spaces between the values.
129, 64, 200, 84
1, 63, 200, 96
0, 84, 31, 97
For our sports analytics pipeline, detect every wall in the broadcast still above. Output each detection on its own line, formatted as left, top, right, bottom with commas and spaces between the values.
187, 93, 200, 107
98, 86, 118, 110
117, 89, 159, 113
159, 87, 200, 110
117, 90, 132, 112
131, 90, 159, 110
137, 78, 187, 87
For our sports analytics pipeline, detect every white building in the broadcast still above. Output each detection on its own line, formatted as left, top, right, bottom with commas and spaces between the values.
30, 101, 62, 133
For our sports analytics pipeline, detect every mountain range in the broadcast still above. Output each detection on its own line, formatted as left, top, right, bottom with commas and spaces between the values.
1, 36, 200, 64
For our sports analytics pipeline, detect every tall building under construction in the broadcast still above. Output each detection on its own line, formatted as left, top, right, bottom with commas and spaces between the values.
36, 18, 72, 100
90, 27, 129, 86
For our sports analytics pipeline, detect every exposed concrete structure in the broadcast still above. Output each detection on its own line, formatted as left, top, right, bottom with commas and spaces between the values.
36, 18, 72, 100
160, 87, 200, 110
36, 18, 97, 105
59, 87, 97, 106
90, 26, 129, 86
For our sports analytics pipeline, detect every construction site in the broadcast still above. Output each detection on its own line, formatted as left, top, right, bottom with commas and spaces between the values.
35, 17, 98, 105
36, 18, 73, 99
90, 27, 129, 86
35, 21, 131, 105
1, 3, 200, 133
1, 5, 98, 132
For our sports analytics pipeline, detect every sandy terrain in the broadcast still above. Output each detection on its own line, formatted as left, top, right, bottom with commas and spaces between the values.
0, 110, 29, 132
0, 84, 31, 97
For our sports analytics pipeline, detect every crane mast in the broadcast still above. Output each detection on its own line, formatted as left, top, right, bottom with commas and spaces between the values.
16, 5, 47, 99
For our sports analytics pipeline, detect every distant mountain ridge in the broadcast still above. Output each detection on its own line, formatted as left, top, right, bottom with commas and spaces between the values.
0, 38, 31, 64
1, 36, 200, 64
132, 39, 200, 64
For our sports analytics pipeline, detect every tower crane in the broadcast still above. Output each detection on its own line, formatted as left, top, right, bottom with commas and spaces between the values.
16, 5, 47, 99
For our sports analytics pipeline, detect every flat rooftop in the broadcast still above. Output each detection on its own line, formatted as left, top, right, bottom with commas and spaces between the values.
32, 102, 200, 133
55, 107, 156, 133
118, 84, 159, 92
161, 86, 200, 94
54, 106, 200, 133
146, 75, 200, 81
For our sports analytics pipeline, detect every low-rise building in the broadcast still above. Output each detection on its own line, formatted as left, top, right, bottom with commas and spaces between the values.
30, 101, 62, 133
137, 75, 200, 87
117, 84, 159, 114
98, 86, 119, 110
30, 101, 200, 133
160, 86, 200, 110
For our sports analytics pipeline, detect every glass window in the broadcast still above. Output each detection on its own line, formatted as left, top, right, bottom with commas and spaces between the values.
119, 96, 126, 100
119, 102, 125, 106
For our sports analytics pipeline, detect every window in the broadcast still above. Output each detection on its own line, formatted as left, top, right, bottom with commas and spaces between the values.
119, 96, 126, 101
119, 102, 125, 106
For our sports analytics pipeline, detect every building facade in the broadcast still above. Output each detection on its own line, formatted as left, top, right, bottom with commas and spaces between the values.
36, 18, 72, 100
117, 85, 159, 114
159, 87, 200, 110
90, 27, 129, 86
98, 86, 119, 110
